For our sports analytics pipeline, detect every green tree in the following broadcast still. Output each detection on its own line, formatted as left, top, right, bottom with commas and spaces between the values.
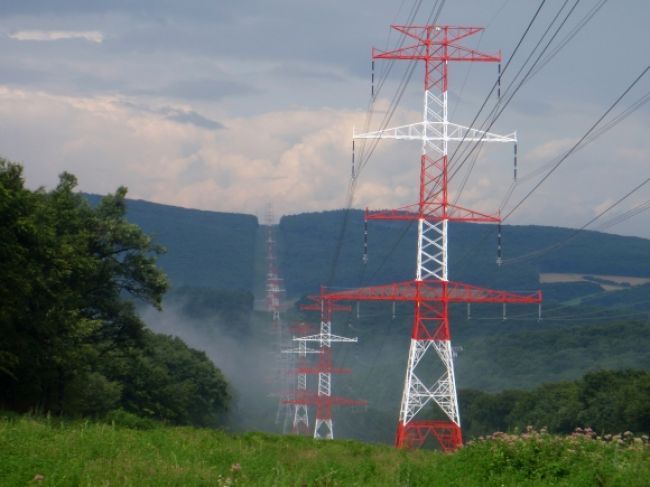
104, 331, 230, 427
1, 159, 232, 424
0, 160, 167, 414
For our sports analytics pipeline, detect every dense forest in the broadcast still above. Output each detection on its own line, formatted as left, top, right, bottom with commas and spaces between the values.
84, 194, 259, 291
278, 209, 650, 300
0, 160, 230, 427
460, 369, 650, 438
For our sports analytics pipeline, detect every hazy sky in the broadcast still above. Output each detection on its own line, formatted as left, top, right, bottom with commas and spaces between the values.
0, 1, 648, 237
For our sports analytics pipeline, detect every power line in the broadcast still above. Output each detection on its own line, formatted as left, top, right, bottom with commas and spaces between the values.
431, 88, 650, 284
450, 1, 609, 209
428, 0, 609, 275
361, 1, 550, 281
450, 0, 581, 192
503, 65, 650, 221
326, 0, 446, 286
326, 1, 424, 285
501, 90, 650, 197
527, 0, 608, 81
445, 0, 548, 176
597, 199, 650, 232
384, 0, 571, 275
503, 178, 650, 264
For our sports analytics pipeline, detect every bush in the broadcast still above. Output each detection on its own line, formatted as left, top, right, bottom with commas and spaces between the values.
104, 409, 157, 430
62, 372, 122, 417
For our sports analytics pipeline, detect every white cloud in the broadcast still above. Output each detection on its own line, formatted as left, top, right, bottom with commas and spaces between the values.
0, 86, 410, 218
9, 30, 104, 43
525, 138, 575, 162
0, 85, 647, 238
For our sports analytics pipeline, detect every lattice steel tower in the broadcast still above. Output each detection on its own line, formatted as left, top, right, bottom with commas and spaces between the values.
324, 25, 541, 451
264, 209, 293, 432
282, 322, 321, 435
285, 291, 365, 440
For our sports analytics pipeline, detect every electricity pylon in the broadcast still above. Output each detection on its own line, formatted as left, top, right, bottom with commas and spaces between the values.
324, 25, 541, 451
284, 290, 366, 439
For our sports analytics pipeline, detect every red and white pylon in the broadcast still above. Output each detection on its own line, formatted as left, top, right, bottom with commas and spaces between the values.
282, 322, 321, 434
324, 25, 541, 451
284, 290, 366, 439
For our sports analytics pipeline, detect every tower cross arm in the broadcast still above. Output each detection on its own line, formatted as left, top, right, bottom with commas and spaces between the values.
373, 26, 498, 63
390, 25, 484, 45
283, 392, 367, 407
293, 333, 358, 344
323, 280, 541, 304
373, 43, 434, 61
373, 43, 499, 63
282, 346, 323, 354
446, 123, 516, 143
354, 121, 427, 141
292, 366, 352, 375
354, 122, 515, 143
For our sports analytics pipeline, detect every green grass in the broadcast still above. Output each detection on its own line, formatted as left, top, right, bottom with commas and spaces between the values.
1, 415, 648, 486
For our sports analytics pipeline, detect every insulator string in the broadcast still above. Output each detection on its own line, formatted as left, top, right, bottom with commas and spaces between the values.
496, 222, 503, 266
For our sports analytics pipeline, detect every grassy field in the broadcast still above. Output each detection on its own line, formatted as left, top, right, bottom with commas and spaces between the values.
1, 415, 649, 486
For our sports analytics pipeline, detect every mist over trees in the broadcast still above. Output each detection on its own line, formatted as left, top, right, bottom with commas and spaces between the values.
0, 159, 230, 426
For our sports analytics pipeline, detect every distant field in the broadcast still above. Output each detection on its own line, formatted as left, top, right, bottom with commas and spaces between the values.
540, 273, 650, 291
1, 415, 649, 486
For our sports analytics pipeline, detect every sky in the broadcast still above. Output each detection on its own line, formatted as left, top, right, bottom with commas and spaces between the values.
0, 0, 648, 238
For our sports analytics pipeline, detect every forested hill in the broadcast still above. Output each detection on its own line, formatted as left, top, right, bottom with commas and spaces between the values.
85, 194, 258, 291
279, 209, 650, 302
79, 199, 650, 305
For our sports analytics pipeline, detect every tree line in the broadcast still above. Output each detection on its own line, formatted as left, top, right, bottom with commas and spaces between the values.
460, 369, 650, 438
0, 159, 230, 426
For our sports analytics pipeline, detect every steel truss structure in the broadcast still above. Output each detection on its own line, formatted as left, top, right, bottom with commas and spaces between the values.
284, 290, 366, 439
264, 212, 293, 433
282, 322, 322, 434
324, 25, 541, 451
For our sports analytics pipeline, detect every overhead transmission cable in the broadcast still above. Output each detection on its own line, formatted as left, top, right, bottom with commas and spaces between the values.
503, 65, 650, 221
326, 0, 445, 287
597, 200, 650, 232
356, 0, 425, 166
332, 1, 448, 396
502, 178, 650, 265
445, 0, 549, 178
369, 0, 617, 283
453, 0, 609, 208
451, 88, 650, 275
449, 0, 581, 193
450, 1, 614, 210
527, 0, 608, 80
365, 0, 550, 282
500, 89, 650, 209
429, 0, 600, 273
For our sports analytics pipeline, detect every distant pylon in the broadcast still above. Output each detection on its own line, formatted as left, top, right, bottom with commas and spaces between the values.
284, 289, 366, 440
265, 208, 283, 322
283, 322, 321, 434
323, 25, 541, 451
264, 206, 293, 432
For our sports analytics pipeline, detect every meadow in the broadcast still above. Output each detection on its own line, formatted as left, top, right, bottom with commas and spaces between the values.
1, 414, 648, 486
